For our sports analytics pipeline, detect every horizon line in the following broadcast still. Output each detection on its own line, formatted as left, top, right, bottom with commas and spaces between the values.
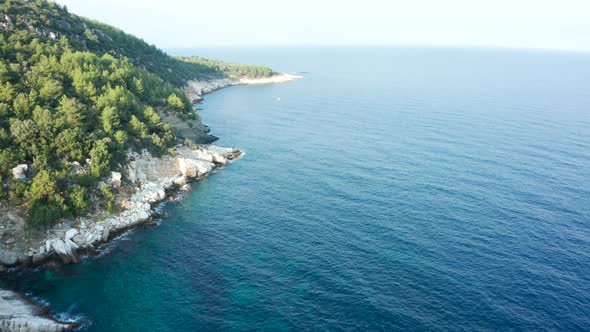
164, 44, 590, 56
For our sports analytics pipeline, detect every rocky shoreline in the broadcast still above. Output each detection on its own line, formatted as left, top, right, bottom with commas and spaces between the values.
0, 145, 241, 269
0, 145, 241, 331
184, 73, 303, 103
0, 73, 306, 270
0, 289, 76, 331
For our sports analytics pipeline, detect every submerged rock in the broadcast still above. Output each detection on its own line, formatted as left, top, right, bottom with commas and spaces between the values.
32, 253, 48, 265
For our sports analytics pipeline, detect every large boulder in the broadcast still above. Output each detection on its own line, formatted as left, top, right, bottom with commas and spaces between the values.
64, 228, 78, 240
179, 158, 199, 178
192, 149, 214, 162
72, 234, 87, 245
101, 227, 110, 242
64, 239, 78, 254
212, 153, 228, 165
190, 148, 229, 165
147, 189, 166, 203
173, 175, 187, 186
11, 164, 28, 181
50, 239, 78, 264
111, 171, 122, 187
178, 158, 213, 178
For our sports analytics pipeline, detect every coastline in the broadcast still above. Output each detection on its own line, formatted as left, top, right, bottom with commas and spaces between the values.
0, 145, 241, 269
0, 72, 304, 271
0, 73, 301, 330
239, 73, 303, 85
0, 145, 242, 331
183, 72, 302, 103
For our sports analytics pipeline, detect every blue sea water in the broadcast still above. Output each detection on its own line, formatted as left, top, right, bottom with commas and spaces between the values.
3, 47, 590, 331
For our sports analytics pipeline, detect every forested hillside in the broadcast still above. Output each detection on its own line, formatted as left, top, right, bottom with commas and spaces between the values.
0, 0, 274, 225
177, 56, 275, 79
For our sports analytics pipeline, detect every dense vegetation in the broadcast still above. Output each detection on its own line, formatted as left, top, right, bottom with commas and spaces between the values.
0, 0, 275, 226
177, 56, 276, 79
0, 0, 275, 86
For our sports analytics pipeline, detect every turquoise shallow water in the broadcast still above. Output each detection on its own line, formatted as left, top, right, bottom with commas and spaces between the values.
2, 47, 590, 331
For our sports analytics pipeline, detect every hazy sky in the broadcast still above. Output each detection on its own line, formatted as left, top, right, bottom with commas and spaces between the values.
55, 0, 590, 52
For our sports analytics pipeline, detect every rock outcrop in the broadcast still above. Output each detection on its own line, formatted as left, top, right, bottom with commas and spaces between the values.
11, 164, 29, 181
0, 289, 76, 331
0, 145, 241, 269
158, 112, 218, 144
184, 78, 238, 103
110, 172, 122, 188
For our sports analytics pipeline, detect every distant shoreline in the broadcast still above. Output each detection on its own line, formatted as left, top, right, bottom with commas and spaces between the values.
239, 73, 303, 85
183, 73, 303, 103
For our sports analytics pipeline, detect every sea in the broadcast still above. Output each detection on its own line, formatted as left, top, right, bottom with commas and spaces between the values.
2, 47, 590, 331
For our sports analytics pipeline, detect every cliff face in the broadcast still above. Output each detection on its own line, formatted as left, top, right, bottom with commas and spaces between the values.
184, 78, 240, 103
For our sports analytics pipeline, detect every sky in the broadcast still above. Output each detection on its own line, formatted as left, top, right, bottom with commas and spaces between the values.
54, 0, 590, 52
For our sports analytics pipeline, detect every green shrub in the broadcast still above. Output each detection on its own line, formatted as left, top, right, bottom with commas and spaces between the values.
68, 184, 88, 216
28, 198, 67, 227
99, 184, 116, 213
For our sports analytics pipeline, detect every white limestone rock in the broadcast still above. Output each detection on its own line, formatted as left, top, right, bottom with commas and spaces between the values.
64, 239, 78, 252
50, 239, 76, 264
147, 189, 166, 203
111, 171, 122, 187
192, 148, 214, 162
72, 234, 87, 245
174, 175, 187, 186
0, 289, 75, 332
11, 164, 28, 181
179, 158, 199, 178
102, 228, 110, 242
212, 153, 228, 165
64, 228, 78, 240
